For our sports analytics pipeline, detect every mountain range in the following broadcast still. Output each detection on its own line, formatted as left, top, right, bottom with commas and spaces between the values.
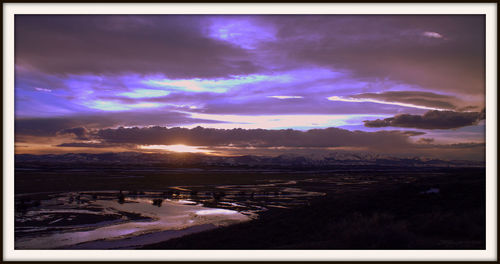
15, 152, 485, 169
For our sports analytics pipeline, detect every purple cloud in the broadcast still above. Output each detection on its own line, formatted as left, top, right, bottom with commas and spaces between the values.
364, 109, 485, 129
16, 15, 260, 78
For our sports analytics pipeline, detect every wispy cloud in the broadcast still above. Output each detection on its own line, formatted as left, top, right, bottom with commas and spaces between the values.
422, 31, 443, 39
327, 91, 475, 111
34, 87, 52, 92
327, 96, 444, 110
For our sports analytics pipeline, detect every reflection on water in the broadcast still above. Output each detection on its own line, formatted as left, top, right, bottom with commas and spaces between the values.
15, 193, 248, 249
15, 179, 326, 249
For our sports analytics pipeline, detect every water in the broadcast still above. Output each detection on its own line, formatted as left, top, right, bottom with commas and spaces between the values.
15, 179, 326, 249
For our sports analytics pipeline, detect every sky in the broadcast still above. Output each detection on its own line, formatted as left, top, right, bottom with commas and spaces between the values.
14, 15, 486, 160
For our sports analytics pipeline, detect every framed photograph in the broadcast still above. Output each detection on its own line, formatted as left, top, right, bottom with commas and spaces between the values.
3, 2, 497, 262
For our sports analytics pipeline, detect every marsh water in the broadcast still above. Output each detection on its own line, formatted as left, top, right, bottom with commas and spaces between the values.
15, 178, 326, 249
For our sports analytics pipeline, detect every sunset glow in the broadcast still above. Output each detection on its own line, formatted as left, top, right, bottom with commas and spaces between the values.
140, 144, 209, 154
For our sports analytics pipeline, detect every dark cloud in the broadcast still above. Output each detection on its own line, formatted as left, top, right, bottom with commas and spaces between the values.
16, 117, 93, 138
93, 126, 414, 150
363, 109, 485, 129
265, 15, 485, 95
15, 15, 259, 78
57, 127, 89, 140
15, 111, 226, 138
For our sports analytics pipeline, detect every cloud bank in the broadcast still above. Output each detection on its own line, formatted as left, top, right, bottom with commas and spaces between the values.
364, 109, 485, 129
92, 126, 416, 149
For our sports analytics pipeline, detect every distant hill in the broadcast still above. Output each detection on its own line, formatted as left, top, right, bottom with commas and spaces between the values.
15, 152, 485, 169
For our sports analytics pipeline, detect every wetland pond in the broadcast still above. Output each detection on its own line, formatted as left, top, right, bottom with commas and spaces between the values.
15, 178, 325, 249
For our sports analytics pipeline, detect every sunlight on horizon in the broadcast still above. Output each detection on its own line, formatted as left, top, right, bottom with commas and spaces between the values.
140, 144, 210, 154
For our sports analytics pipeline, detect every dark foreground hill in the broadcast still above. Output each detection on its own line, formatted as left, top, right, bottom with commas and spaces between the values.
143, 168, 485, 249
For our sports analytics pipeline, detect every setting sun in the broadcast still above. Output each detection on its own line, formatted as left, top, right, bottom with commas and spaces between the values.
140, 144, 209, 154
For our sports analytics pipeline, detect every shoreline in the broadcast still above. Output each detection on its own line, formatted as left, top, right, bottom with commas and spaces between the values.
65, 223, 218, 249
